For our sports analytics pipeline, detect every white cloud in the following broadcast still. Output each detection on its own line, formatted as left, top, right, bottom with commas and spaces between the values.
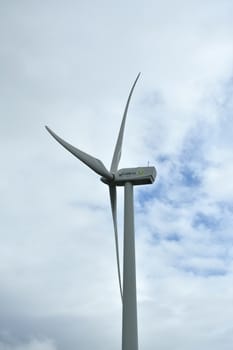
0, 339, 56, 350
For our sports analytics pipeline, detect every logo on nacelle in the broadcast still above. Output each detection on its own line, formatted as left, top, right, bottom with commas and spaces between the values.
137, 169, 145, 176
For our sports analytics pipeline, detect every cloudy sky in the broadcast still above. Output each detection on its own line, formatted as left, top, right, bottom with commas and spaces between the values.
1, 1, 233, 349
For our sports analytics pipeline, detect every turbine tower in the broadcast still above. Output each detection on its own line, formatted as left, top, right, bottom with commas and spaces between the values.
45, 73, 156, 350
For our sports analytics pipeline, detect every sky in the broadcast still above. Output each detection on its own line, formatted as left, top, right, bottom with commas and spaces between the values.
1, 0, 233, 349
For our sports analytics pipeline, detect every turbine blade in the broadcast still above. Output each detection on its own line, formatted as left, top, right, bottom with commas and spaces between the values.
109, 185, 123, 302
110, 73, 141, 173
45, 126, 113, 180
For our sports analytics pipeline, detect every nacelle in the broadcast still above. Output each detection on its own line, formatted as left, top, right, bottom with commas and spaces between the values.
114, 166, 156, 186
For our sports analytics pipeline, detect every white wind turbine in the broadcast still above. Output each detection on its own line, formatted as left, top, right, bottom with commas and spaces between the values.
45, 73, 156, 350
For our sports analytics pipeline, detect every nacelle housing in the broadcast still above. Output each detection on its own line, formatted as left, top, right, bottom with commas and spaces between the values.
114, 166, 156, 186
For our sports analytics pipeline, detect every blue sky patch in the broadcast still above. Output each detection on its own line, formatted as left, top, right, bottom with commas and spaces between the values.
193, 212, 221, 231
182, 265, 227, 277
165, 232, 182, 242
180, 166, 201, 187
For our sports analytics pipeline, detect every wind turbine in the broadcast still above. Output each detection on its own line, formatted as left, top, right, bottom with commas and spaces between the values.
45, 73, 156, 350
